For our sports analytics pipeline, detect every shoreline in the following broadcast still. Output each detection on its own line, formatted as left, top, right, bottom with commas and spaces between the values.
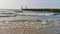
0, 25, 60, 29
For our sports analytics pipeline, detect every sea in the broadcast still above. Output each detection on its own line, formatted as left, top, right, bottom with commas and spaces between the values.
0, 10, 60, 34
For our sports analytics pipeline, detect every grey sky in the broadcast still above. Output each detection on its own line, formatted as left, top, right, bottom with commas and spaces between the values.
0, 0, 60, 9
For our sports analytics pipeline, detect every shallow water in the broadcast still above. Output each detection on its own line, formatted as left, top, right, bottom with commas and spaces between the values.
0, 11, 60, 25
17, 11, 60, 24
0, 10, 60, 34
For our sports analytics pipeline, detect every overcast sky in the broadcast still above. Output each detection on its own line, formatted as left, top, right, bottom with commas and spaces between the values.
0, 0, 60, 9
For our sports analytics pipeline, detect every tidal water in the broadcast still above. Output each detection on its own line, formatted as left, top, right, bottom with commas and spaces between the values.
19, 11, 60, 24
0, 10, 60, 34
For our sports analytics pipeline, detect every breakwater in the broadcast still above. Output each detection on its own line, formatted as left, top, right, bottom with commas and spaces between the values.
22, 8, 60, 13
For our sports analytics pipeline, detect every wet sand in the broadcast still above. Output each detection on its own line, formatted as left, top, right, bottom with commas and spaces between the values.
0, 26, 60, 34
